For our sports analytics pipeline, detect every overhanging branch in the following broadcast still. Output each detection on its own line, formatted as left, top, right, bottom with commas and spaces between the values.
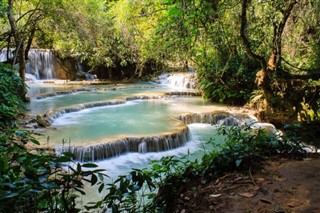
240, 0, 267, 71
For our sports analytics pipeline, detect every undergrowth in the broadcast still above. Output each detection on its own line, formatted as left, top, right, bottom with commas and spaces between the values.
85, 124, 306, 212
152, 125, 306, 212
0, 125, 306, 212
0, 130, 107, 212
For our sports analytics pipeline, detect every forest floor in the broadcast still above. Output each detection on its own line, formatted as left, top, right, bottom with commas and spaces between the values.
175, 155, 320, 213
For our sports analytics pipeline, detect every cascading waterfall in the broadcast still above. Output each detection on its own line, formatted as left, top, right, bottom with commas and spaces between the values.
53, 110, 250, 162
0, 48, 56, 80
75, 60, 96, 80
28, 72, 258, 163
175, 112, 244, 126
51, 106, 249, 162
55, 126, 191, 162
0, 48, 13, 62
138, 142, 147, 153
26, 49, 55, 79
25, 73, 39, 82
158, 72, 197, 89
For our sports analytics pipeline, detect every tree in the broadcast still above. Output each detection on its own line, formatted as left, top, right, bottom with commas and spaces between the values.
239, 0, 320, 121
152, 0, 320, 121
3, 0, 46, 100
108, 0, 166, 78
240, 0, 297, 90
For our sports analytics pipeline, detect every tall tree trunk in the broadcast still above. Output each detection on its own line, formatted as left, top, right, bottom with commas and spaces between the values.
7, 0, 27, 100
18, 41, 26, 83
240, 0, 268, 89
272, 0, 297, 70
25, 27, 36, 61
240, 0, 297, 88
240, 0, 297, 120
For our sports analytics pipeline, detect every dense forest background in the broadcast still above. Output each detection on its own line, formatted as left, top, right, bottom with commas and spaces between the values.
1, 0, 320, 123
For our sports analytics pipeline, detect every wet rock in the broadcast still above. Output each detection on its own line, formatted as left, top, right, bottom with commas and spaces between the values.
36, 115, 51, 127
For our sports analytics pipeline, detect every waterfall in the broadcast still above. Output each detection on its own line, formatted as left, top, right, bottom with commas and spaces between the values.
52, 109, 251, 162
138, 142, 147, 153
0, 48, 56, 80
250, 122, 277, 134
37, 95, 253, 162
55, 126, 191, 162
0, 48, 55, 80
26, 49, 55, 80
217, 116, 241, 126
25, 73, 39, 82
0, 49, 13, 62
75, 60, 96, 80
158, 72, 197, 89
176, 112, 247, 126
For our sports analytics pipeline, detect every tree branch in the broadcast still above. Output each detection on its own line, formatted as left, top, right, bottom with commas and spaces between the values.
274, 0, 297, 67
240, 0, 267, 71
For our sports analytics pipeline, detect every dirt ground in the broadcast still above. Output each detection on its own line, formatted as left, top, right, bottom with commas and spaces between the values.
177, 156, 320, 213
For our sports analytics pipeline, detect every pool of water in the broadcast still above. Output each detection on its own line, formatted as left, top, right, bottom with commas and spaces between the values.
26, 79, 250, 207
45, 100, 178, 145
41, 96, 224, 146
28, 86, 166, 115
27, 81, 199, 116
27, 82, 83, 97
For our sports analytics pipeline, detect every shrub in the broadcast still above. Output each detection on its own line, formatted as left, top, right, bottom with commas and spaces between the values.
0, 64, 26, 129
0, 130, 106, 212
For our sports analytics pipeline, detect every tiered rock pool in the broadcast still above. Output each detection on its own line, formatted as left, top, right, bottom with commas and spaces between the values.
27, 77, 255, 203
28, 78, 253, 161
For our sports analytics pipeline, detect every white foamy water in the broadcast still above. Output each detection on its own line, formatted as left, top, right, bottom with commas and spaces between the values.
76, 123, 221, 204
26, 49, 55, 79
96, 124, 220, 176
0, 48, 13, 62
25, 73, 39, 82
158, 72, 196, 89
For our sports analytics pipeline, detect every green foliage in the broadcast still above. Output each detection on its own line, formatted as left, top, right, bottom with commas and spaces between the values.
201, 125, 305, 181
153, 124, 305, 210
0, 64, 26, 129
0, 0, 7, 18
102, 169, 155, 212
0, 130, 106, 212
82, 124, 305, 212
197, 52, 258, 104
281, 0, 320, 71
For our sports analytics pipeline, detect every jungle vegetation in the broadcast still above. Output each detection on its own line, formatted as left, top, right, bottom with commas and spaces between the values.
0, 0, 319, 212
1, 0, 319, 122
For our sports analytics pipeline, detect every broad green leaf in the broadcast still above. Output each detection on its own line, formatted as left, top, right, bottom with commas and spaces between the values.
82, 163, 98, 168
30, 138, 40, 145
98, 183, 105, 193
91, 174, 98, 186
